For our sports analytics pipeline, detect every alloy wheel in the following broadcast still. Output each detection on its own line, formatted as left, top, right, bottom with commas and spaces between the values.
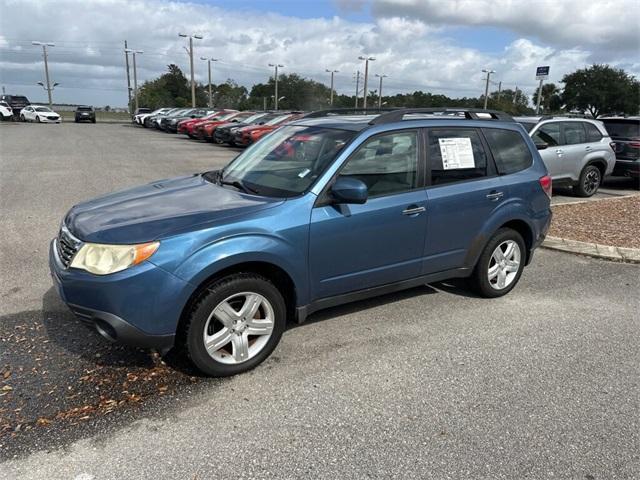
203, 292, 275, 364
583, 169, 600, 196
487, 240, 521, 290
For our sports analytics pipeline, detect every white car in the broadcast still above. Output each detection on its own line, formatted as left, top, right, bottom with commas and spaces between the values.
20, 105, 61, 123
0, 101, 12, 120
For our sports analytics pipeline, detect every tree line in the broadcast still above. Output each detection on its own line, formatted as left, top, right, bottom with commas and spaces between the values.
134, 64, 639, 118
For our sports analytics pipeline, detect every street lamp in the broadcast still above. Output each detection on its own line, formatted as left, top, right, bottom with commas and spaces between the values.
268, 63, 284, 110
179, 33, 203, 107
125, 48, 143, 111
482, 69, 495, 109
375, 73, 387, 109
325, 69, 338, 106
358, 56, 375, 109
32, 41, 55, 108
200, 57, 219, 108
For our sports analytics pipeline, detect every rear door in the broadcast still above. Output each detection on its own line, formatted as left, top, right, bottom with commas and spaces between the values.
559, 122, 589, 180
422, 127, 507, 273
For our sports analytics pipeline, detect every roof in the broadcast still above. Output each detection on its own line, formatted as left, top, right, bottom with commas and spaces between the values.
292, 115, 380, 131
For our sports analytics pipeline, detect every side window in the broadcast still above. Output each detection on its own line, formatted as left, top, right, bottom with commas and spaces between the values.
563, 122, 587, 145
340, 131, 418, 197
532, 122, 561, 146
427, 128, 488, 185
584, 123, 603, 142
483, 128, 532, 175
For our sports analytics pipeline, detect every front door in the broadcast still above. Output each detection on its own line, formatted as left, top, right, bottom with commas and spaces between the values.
309, 130, 428, 300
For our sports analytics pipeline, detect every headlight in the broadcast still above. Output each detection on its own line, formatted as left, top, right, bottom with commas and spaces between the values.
70, 242, 159, 275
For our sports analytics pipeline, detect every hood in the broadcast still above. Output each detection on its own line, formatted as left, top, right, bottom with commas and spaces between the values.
65, 174, 283, 244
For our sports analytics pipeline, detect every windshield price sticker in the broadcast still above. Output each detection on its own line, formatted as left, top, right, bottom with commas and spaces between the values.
439, 137, 475, 170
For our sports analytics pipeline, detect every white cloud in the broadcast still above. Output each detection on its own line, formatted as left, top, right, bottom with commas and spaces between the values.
0, 0, 636, 106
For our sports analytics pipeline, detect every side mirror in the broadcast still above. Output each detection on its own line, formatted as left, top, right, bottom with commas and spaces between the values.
535, 142, 549, 150
331, 177, 368, 205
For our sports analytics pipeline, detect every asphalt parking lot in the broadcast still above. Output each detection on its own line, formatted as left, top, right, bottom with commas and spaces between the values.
1, 123, 639, 479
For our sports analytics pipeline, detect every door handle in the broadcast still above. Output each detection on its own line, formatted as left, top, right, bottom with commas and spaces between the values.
486, 191, 504, 201
402, 205, 426, 216
585, 146, 592, 151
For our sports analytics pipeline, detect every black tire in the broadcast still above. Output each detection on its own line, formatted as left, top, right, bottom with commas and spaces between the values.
20, 114, 25, 122
469, 228, 526, 298
182, 273, 286, 377
573, 164, 601, 197
36, 116, 41, 123
91, 118, 96, 123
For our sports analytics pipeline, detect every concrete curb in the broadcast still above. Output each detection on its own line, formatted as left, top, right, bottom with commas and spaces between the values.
542, 236, 640, 264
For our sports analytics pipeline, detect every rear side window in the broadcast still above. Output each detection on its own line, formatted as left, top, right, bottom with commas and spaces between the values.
483, 129, 532, 175
584, 123, 603, 142
563, 122, 587, 145
427, 128, 488, 185
532, 122, 561, 146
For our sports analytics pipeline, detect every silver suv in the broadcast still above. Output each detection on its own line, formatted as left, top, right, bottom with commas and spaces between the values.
515, 116, 615, 197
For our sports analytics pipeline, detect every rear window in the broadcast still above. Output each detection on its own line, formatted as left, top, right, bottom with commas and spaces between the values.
601, 120, 640, 140
77, 107, 93, 111
10, 96, 29, 104
427, 128, 488, 185
483, 129, 532, 175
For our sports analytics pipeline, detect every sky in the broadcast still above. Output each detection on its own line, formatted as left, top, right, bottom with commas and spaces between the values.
0, 0, 638, 107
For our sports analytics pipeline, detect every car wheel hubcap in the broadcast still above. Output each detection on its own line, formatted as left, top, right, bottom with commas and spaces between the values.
584, 170, 600, 195
203, 292, 274, 365
488, 240, 521, 290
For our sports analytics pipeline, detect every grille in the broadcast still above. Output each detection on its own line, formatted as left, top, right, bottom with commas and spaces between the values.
57, 226, 81, 268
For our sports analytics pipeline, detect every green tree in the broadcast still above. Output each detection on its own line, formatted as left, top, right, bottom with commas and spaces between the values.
246, 73, 332, 110
134, 64, 208, 110
561, 64, 640, 117
531, 83, 563, 114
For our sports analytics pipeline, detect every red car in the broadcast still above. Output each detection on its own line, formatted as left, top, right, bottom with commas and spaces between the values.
178, 110, 232, 137
233, 113, 304, 147
198, 111, 257, 141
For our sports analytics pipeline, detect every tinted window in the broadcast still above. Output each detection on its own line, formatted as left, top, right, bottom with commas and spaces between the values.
518, 121, 536, 132
483, 129, 532, 175
584, 123, 603, 142
341, 131, 418, 197
563, 122, 587, 145
532, 122, 560, 146
601, 120, 640, 139
428, 128, 487, 185
77, 107, 93, 111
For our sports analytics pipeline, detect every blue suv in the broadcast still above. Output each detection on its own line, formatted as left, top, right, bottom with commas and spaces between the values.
49, 108, 552, 376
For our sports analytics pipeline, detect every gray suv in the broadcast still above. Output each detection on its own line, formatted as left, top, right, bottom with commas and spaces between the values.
515, 116, 615, 197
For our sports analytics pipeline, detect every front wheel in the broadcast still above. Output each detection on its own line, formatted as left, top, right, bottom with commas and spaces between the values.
36, 116, 41, 123
573, 165, 601, 197
182, 273, 286, 377
470, 228, 526, 298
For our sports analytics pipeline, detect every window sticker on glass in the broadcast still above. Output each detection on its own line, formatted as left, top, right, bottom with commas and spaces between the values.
438, 137, 475, 170
298, 168, 311, 178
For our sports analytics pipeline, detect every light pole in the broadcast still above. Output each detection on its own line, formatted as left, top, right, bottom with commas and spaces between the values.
179, 33, 203, 107
375, 73, 387, 109
482, 69, 495, 109
32, 41, 55, 108
354, 70, 360, 108
325, 69, 338, 106
200, 57, 219, 108
358, 56, 375, 110
268, 63, 284, 110
125, 49, 143, 111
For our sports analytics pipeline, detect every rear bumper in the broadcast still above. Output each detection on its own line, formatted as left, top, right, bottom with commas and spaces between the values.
612, 160, 640, 178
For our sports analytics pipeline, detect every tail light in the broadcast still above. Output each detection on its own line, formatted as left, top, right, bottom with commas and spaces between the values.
629, 142, 640, 148
539, 175, 552, 199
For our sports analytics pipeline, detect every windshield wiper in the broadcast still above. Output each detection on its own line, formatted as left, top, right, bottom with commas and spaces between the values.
220, 178, 259, 194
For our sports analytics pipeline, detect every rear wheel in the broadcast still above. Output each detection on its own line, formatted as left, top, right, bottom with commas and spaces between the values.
573, 165, 601, 197
470, 228, 526, 298
182, 273, 286, 377
20, 114, 25, 122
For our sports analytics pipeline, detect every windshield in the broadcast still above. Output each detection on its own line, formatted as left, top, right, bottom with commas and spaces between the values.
601, 120, 640, 139
265, 114, 293, 126
517, 121, 536, 132
35, 107, 52, 112
243, 113, 268, 124
216, 125, 356, 197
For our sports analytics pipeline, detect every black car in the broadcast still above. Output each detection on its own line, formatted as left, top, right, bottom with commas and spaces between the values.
162, 108, 210, 133
0, 94, 31, 118
75, 105, 96, 123
213, 112, 276, 145
601, 117, 640, 186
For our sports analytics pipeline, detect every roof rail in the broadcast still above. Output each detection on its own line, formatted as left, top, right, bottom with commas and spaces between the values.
303, 108, 394, 118
368, 108, 514, 125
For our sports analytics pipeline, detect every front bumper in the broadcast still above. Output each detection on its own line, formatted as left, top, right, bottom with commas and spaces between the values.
49, 239, 190, 352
